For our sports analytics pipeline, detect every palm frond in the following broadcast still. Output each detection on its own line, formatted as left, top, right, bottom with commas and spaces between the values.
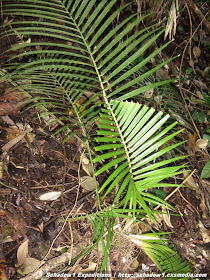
126, 233, 191, 279
2, 0, 173, 107
142, 241, 191, 279
94, 100, 186, 220
89, 214, 114, 273
1, 0, 179, 192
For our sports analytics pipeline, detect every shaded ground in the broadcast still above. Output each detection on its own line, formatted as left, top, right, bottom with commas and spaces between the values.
0, 1, 210, 280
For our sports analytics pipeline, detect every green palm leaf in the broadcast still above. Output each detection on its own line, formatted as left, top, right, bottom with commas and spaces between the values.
141, 240, 191, 279
1, 0, 178, 191
2, 0, 173, 105
126, 233, 191, 279
94, 100, 186, 220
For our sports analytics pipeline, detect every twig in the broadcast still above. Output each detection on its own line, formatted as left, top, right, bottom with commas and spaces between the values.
154, 169, 196, 211
2, 131, 27, 152
185, 0, 210, 31
178, 189, 199, 215
140, 170, 196, 223
0, 181, 18, 191
185, 3, 196, 74
20, 252, 71, 280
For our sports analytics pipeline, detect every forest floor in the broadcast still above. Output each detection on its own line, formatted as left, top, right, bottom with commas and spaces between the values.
0, 1, 209, 280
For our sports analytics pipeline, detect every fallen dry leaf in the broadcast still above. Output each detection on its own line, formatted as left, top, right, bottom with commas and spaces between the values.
196, 139, 208, 149
38, 191, 61, 201
80, 176, 97, 192
198, 221, 210, 243
156, 68, 171, 81
162, 207, 173, 228
81, 153, 93, 176
182, 169, 201, 194
82, 163, 93, 176
21, 257, 41, 275
0, 88, 28, 102
80, 153, 89, 165
19, 252, 71, 280
17, 239, 29, 267
0, 101, 29, 116
0, 115, 16, 126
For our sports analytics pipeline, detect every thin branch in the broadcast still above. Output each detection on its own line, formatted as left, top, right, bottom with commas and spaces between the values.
154, 169, 196, 211
185, 0, 210, 31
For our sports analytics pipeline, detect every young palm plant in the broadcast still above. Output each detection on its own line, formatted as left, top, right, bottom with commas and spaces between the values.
1, 0, 190, 277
